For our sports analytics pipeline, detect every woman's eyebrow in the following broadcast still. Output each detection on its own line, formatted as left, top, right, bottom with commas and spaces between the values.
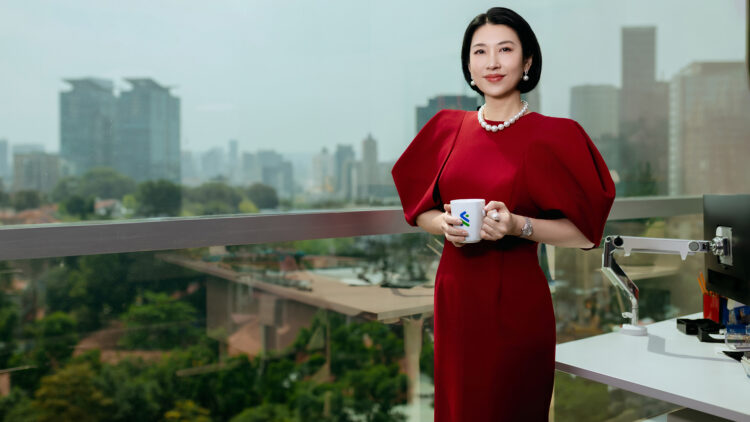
471, 40, 516, 48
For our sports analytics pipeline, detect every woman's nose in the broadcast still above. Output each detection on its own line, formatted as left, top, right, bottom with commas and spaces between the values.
487, 51, 500, 68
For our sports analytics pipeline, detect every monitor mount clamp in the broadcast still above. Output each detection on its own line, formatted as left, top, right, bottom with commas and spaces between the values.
602, 227, 733, 336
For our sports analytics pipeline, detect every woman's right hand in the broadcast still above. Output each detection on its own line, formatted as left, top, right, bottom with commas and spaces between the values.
442, 204, 467, 247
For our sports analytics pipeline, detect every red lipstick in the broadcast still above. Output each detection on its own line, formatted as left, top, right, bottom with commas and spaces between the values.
484, 74, 504, 82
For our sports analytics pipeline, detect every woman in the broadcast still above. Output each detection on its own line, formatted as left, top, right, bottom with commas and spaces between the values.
391, 7, 615, 422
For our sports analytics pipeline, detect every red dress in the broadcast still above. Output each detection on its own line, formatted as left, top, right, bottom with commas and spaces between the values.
392, 110, 615, 421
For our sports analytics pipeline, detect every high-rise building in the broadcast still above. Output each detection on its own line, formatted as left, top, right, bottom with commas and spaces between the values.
13, 152, 60, 193
256, 150, 294, 198
312, 147, 334, 195
360, 134, 378, 198
416, 95, 482, 133
0, 139, 9, 187
620, 26, 669, 195
116, 78, 180, 183
201, 147, 226, 182
60, 78, 117, 176
376, 161, 397, 199
12, 144, 44, 155
621, 27, 656, 123
668, 62, 750, 195
334, 144, 355, 199
181, 151, 200, 186
242, 152, 261, 185
570, 85, 623, 177
570, 85, 619, 139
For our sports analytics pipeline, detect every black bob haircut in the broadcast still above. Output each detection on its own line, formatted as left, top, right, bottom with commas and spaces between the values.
461, 7, 542, 95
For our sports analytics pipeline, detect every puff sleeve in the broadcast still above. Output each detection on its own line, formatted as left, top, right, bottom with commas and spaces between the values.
523, 119, 616, 248
391, 110, 466, 226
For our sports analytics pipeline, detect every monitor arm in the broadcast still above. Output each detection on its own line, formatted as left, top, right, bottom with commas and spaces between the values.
601, 228, 732, 336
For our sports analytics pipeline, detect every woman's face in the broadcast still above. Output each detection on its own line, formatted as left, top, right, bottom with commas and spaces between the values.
468, 24, 530, 100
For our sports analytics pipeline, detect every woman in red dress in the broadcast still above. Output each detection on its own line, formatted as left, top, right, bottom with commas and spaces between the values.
392, 7, 615, 422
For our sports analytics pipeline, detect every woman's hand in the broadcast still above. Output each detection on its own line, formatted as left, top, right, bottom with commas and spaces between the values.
481, 201, 517, 241
442, 204, 468, 247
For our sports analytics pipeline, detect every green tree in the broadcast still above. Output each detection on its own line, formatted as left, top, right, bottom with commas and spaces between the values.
205, 355, 260, 419
238, 198, 259, 214
0, 263, 19, 368
60, 195, 95, 219
0, 188, 11, 207
30, 312, 78, 370
44, 254, 140, 332
141, 338, 219, 416
95, 358, 163, 422
201, 200, 235, 215
330, 319, 403, 377
122, 193, 137, 214
31, 362, 113, 422
0, 302, 19, 367
230, 403, 293, 422
11, 190, 43, 211
245, 183, 279, 209
50, 176, 80, 203
164, 400, 212, 422
257, 359, 297, 405
343, 364, 408, 422
119, 291, 200, 350
136, 179, 182, 217
0, 388, 37, 422
79, 167, 137, 199
184, 182, 243, 214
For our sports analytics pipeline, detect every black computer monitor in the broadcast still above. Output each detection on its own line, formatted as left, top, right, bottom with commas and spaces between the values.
704, 194, 750, 305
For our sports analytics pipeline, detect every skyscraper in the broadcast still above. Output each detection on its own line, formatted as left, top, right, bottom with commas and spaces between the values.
60, 78, 117, 176
181, 151, 200, 186
116, 78, 180, 183
201, 147, 226, 181
257, 150, 294, 199
13, 152, 60, 193
621, 27, 656, 123
620, 26, 669, 195
570, 85, 623, 176
416, 95, 482, 133
12, 144, 44, 155
334, 144, 355, 199
570, 85, 619, 139
668, 62, 750, 195
242, 152, 261, 185
360, 134, 378, 198
312, 147, 334, 195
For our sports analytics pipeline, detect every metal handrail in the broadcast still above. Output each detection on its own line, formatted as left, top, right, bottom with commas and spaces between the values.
0, 196, 702, 261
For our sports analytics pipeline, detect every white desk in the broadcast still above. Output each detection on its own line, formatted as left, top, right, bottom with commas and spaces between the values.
556, 313, 750, 421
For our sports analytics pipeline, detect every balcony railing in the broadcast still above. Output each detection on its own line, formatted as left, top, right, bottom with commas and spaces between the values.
0, 195, 702, 261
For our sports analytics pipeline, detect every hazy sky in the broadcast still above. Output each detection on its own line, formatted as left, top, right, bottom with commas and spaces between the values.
1, 0, 746, 161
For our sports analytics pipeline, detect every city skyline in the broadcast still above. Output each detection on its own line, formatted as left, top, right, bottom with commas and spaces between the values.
0, 0, 745, 161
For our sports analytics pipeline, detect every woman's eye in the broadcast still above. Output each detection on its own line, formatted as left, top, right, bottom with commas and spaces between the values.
473, 49, 484, 54
501, 47, 512, 52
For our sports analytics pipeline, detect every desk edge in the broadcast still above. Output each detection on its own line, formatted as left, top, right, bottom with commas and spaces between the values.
554, 361, 748, 421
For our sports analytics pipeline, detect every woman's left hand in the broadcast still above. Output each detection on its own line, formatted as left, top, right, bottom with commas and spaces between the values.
481, 201, 516, 241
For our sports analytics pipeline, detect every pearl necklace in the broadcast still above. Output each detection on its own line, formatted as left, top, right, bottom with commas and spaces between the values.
477, 100, 529, 132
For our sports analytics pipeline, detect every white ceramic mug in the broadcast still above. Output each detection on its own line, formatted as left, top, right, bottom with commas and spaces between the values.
450, 199, 486, 243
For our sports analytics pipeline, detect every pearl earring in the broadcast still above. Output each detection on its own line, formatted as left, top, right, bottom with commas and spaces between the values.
522, 70, 529, 81
470, 80, 476, 86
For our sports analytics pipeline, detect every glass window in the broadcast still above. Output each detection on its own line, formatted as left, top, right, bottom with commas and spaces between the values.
0, 1, 746, 226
